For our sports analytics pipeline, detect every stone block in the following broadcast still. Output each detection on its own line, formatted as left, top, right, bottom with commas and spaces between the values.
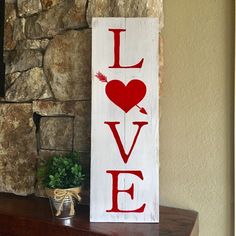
13, 17, 26, 41
33, 100, 91, 151
17, 39, 50, 50
44, 30, 91, 101
4, 1, 17, 50
40, 116, 74, 151
87, 0, 164, 30
40, 0, 65, 10
5, 67, 52, 102
0, 103, 37, 195
17, 0, 42, 17
5, 72, 21, 90
5, 50, 43, 74
62, 0, 88, 29
25, 0, 87, 39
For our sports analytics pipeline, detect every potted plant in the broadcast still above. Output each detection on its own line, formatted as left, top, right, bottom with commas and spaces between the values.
37, 152, 85, 219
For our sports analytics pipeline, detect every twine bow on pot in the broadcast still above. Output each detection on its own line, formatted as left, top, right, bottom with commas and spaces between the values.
53, 188, 81, 216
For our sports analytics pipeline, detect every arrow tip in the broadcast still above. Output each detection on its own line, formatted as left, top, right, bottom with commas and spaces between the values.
139, 108, 148, 115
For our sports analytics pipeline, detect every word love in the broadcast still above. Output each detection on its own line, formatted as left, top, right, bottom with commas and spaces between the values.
102, 26, 148, 213
91, 18, 159, 222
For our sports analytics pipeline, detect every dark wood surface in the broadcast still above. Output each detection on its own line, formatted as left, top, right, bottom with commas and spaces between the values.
0, 193, 198, 236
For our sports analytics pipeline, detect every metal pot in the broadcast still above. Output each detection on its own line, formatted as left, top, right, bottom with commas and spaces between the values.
46, 187, 81, 219
49, 195, 76, 219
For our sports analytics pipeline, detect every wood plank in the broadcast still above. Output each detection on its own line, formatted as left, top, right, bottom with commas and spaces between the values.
91, 17, 159, 223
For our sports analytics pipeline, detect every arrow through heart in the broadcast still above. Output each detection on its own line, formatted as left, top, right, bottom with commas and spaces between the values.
95, 72, 147, 115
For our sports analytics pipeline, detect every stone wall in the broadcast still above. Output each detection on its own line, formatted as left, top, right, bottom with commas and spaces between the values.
1, 0, 163, 202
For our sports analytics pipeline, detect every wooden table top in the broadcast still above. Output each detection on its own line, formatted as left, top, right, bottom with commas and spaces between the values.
0, 193, 198, 236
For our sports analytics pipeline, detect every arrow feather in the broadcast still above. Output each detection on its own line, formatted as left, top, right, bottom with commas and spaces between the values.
95, 72, 108, 83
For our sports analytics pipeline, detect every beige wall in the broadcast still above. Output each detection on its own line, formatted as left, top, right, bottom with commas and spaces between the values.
160, 1, 234, 235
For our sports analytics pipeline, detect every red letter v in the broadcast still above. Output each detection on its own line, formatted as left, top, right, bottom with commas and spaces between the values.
104, 121, 148, 164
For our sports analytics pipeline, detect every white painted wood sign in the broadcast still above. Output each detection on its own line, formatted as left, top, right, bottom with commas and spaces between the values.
91, 18, 159, 223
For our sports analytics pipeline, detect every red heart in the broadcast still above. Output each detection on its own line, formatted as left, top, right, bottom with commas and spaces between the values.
105, 79, 146, 113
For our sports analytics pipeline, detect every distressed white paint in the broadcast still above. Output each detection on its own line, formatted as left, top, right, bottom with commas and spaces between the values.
91, 18, 159, 223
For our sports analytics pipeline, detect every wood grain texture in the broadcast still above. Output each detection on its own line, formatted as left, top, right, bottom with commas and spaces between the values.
0, 193, 198, 236
91, 17, 159, 222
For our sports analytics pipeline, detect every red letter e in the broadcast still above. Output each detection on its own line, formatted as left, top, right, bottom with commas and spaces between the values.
106, 170, 146, 213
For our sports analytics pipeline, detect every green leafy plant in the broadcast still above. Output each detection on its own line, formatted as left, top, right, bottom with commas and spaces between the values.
37, 152, 85, 189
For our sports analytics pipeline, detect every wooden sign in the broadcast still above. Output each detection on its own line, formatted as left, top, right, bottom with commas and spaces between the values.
91, 18, 159, 223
